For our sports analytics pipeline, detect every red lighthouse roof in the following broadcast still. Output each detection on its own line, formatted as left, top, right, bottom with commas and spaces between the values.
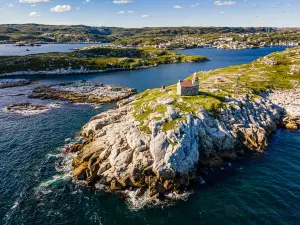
179, 80, 193, 88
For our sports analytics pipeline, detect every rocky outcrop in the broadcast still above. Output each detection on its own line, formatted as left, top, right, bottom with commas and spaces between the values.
0, 79, 32, 88
29, 81, 136, 104
5, 102, 60, 115
262, 89, 300, 130
70, 89, 300, 200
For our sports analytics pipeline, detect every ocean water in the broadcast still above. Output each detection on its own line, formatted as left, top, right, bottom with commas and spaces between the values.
0, 47, 299, 225
0, 44, 104, 56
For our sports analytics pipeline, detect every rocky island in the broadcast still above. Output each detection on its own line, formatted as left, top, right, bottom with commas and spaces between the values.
30, 81, 137, 104
5, 102, 60, 115
0, 46, 208, 76
69, 47, 300, 203
0, 79, 32, 88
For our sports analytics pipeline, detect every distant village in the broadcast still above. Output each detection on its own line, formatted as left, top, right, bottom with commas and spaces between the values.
138, 33, 300, 50
9, 31, 300, 50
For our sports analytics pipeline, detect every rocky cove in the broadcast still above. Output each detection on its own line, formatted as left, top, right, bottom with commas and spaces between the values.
69, 47, 300, 203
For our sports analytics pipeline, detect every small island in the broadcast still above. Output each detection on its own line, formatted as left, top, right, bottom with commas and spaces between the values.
0, 79, 32, 88
5, 102, 60, 115
30, 81, 137, 104
70, 47, 300, 202
0, 46, 208, 76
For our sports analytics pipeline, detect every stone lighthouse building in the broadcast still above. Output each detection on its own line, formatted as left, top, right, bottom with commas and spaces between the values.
177, 73, 199, 96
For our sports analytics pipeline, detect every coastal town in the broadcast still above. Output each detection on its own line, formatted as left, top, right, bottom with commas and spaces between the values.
129, 33, 300, 50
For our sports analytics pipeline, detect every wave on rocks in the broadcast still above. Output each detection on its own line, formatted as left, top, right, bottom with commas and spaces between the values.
73, 102, 102, 109
36, 137, 84, 196
2, 189, 26, 225
93, 181, 193, 210
125, 189, 193, 210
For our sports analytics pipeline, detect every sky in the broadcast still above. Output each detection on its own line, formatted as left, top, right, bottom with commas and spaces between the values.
0, 0, 299, 28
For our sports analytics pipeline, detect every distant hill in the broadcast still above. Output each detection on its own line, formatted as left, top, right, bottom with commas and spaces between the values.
0, 24, 289, 44
0, 24, 115, 43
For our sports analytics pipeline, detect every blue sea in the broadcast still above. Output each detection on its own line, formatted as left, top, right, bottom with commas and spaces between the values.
0, 46, 299, 225
0, 44, 104, 56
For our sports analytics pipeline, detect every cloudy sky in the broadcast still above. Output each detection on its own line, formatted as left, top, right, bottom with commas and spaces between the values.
0, 0, 299, 27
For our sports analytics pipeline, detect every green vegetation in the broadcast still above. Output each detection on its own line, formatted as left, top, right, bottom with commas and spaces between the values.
1, 24, 299, 47
0, 24, 113, 43
0, 47, 208, 74
131, 47, 300, 133
132, 86, 226, 133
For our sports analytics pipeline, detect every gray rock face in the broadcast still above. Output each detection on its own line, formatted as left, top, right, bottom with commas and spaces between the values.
72, 89, 300, 199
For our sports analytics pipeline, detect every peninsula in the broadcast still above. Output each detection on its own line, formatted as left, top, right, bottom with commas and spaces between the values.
0, 46, 207, 76
70, 47, 300, 201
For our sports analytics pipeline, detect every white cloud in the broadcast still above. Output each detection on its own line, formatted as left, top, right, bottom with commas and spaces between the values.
50, 5, 72, 13
118, 10, 134, 15
141, 14, 149, 18
113, 0, 132, 4
19, 0, 49, 3
173, 5, 182, 9
28, 11, 40, 16
6, 4, 15, 7
214, 1, 236, 6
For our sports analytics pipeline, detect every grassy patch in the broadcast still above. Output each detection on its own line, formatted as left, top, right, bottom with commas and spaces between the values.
131, 47, 300, 134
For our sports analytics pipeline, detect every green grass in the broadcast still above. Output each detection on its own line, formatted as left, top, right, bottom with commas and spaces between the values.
131, 85, 226, 133
131, 47, 300, 134
0, 47, 208, 74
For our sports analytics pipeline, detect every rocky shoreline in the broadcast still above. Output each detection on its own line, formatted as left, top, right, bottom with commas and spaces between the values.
29, 81, 136, 104
0, 67, 153, 77
63, 47, 300, 206
69, 89, 299, 202
0, 62, 202, 77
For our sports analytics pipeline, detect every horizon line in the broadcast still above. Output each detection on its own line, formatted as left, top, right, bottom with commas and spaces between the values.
0, 23, 300, 29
